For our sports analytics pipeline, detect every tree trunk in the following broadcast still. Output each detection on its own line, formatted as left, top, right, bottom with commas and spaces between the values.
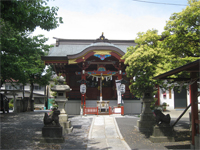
27, 82, 34, 111
23, 84, 25, 99
0, 80, 5, 89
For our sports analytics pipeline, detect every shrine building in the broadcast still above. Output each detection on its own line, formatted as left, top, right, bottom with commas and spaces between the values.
42, 33, 142, 115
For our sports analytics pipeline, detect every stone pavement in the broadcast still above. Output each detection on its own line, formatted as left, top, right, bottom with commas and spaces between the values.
163, 109, 191, 119
87, 115, 131, 150
0, 109, 192, 150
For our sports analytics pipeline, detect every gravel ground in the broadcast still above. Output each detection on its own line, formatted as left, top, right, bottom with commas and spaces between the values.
115, 115, 191, 150
0, 111, 93, 150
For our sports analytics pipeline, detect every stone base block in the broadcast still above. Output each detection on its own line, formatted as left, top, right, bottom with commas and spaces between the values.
60, 120, 71, 128
60, 120, 73, 134
152, 125, 174, 137
63, 126, 73, 134
149, 136, 175, 143
42, 126, 63, 138
40, 137, 65, 143
59, 114, 68, 122
149, 125, 175, 143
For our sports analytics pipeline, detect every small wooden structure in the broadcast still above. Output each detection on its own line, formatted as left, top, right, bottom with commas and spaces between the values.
97, 101, 109, 112
153, 59, 200, 148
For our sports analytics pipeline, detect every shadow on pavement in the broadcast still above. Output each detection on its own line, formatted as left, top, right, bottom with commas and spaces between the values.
0, 111, 93, 150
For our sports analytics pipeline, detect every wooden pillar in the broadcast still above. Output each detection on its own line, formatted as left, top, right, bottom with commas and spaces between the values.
81, 69, 86, 106
65, 72, 70, 84
118, 68, 122, 80
118, 74, 122, 80
100, 74, 103, 101
190, 72, 198, 146
155, 86, 160, 106
118, 62, 122, 80
189, 86, 192, 104
84, 93, 86, 106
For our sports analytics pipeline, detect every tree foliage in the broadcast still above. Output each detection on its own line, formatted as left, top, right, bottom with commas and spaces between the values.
162, 0, 200, 67
0, 0, 63, 86
1, 0, 63, 32
122, 29, 170, 98
123, 0, 200, 98
0, 0, 63, 111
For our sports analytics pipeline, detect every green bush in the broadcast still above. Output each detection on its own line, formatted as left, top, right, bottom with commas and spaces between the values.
9, 103, 13, 109
50, 99, 58, 109
9, 99, 14, 104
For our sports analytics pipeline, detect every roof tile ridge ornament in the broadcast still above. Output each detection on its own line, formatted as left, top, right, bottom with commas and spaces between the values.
94, 32, 111, 43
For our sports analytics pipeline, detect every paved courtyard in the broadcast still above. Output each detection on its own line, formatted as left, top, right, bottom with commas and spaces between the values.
0, 110, 191, 150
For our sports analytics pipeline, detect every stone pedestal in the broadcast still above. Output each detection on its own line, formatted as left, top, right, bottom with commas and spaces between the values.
137, 114, 156, 132
149, 125, 175, 143
59, 113, 73, 134
137, 92, 156, 132
51, 79, 73, 135
41, 126, 64, 143
54, 99, 73, 135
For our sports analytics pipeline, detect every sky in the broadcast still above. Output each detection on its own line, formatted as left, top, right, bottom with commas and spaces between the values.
32, 0, 189, 45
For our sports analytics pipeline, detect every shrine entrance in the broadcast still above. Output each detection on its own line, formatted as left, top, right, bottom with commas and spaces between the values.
86, 76, 115, 100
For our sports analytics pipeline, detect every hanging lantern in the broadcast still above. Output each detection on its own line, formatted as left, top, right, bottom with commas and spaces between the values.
80, 84, 86, 94
120, 84, 126, 95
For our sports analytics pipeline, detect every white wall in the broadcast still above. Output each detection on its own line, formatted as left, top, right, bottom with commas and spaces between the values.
159, 87, 195, 110
159, 88, 175, 110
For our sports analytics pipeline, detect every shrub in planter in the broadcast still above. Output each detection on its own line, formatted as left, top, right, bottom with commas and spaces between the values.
9, 99, 14, 104
162, 102, 167, 111
9, 103, 13, 109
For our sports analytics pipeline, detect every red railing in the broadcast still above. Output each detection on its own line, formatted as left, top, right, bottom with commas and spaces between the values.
109, 106, 124, 115
83, 106, 98, 115
83, 106, 124, 116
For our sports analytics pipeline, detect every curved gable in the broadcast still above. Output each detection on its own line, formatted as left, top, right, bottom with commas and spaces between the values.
67, 44, 125, 64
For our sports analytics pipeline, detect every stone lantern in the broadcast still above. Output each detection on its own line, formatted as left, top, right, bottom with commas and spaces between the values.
51, 76, 73, 134
137, 90, 156, 132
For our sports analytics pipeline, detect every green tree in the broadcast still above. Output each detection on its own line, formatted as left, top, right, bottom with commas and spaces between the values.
0, 0, 63, 87
0, 0, 63, 111
162, 0, 200, 68
1, 0, 62, 32
122, 29, 170, 98
123, 0, 200, 98
18, 35, 53, 111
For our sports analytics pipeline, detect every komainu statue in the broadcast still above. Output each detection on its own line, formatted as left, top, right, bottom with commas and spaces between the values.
154, 109, 171, 125
43, 110, 60, 126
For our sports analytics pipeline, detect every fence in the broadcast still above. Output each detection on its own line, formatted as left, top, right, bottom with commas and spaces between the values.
83, 106, 124, 115
109, 106, 124, 115
83, 106, 98, 115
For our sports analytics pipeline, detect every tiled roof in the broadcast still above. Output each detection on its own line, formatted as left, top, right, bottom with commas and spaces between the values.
48, 42, 136, 57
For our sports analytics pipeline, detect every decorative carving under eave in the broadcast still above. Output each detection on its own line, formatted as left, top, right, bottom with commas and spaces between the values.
93, 50, 111, 55
68, 59, 77, 64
